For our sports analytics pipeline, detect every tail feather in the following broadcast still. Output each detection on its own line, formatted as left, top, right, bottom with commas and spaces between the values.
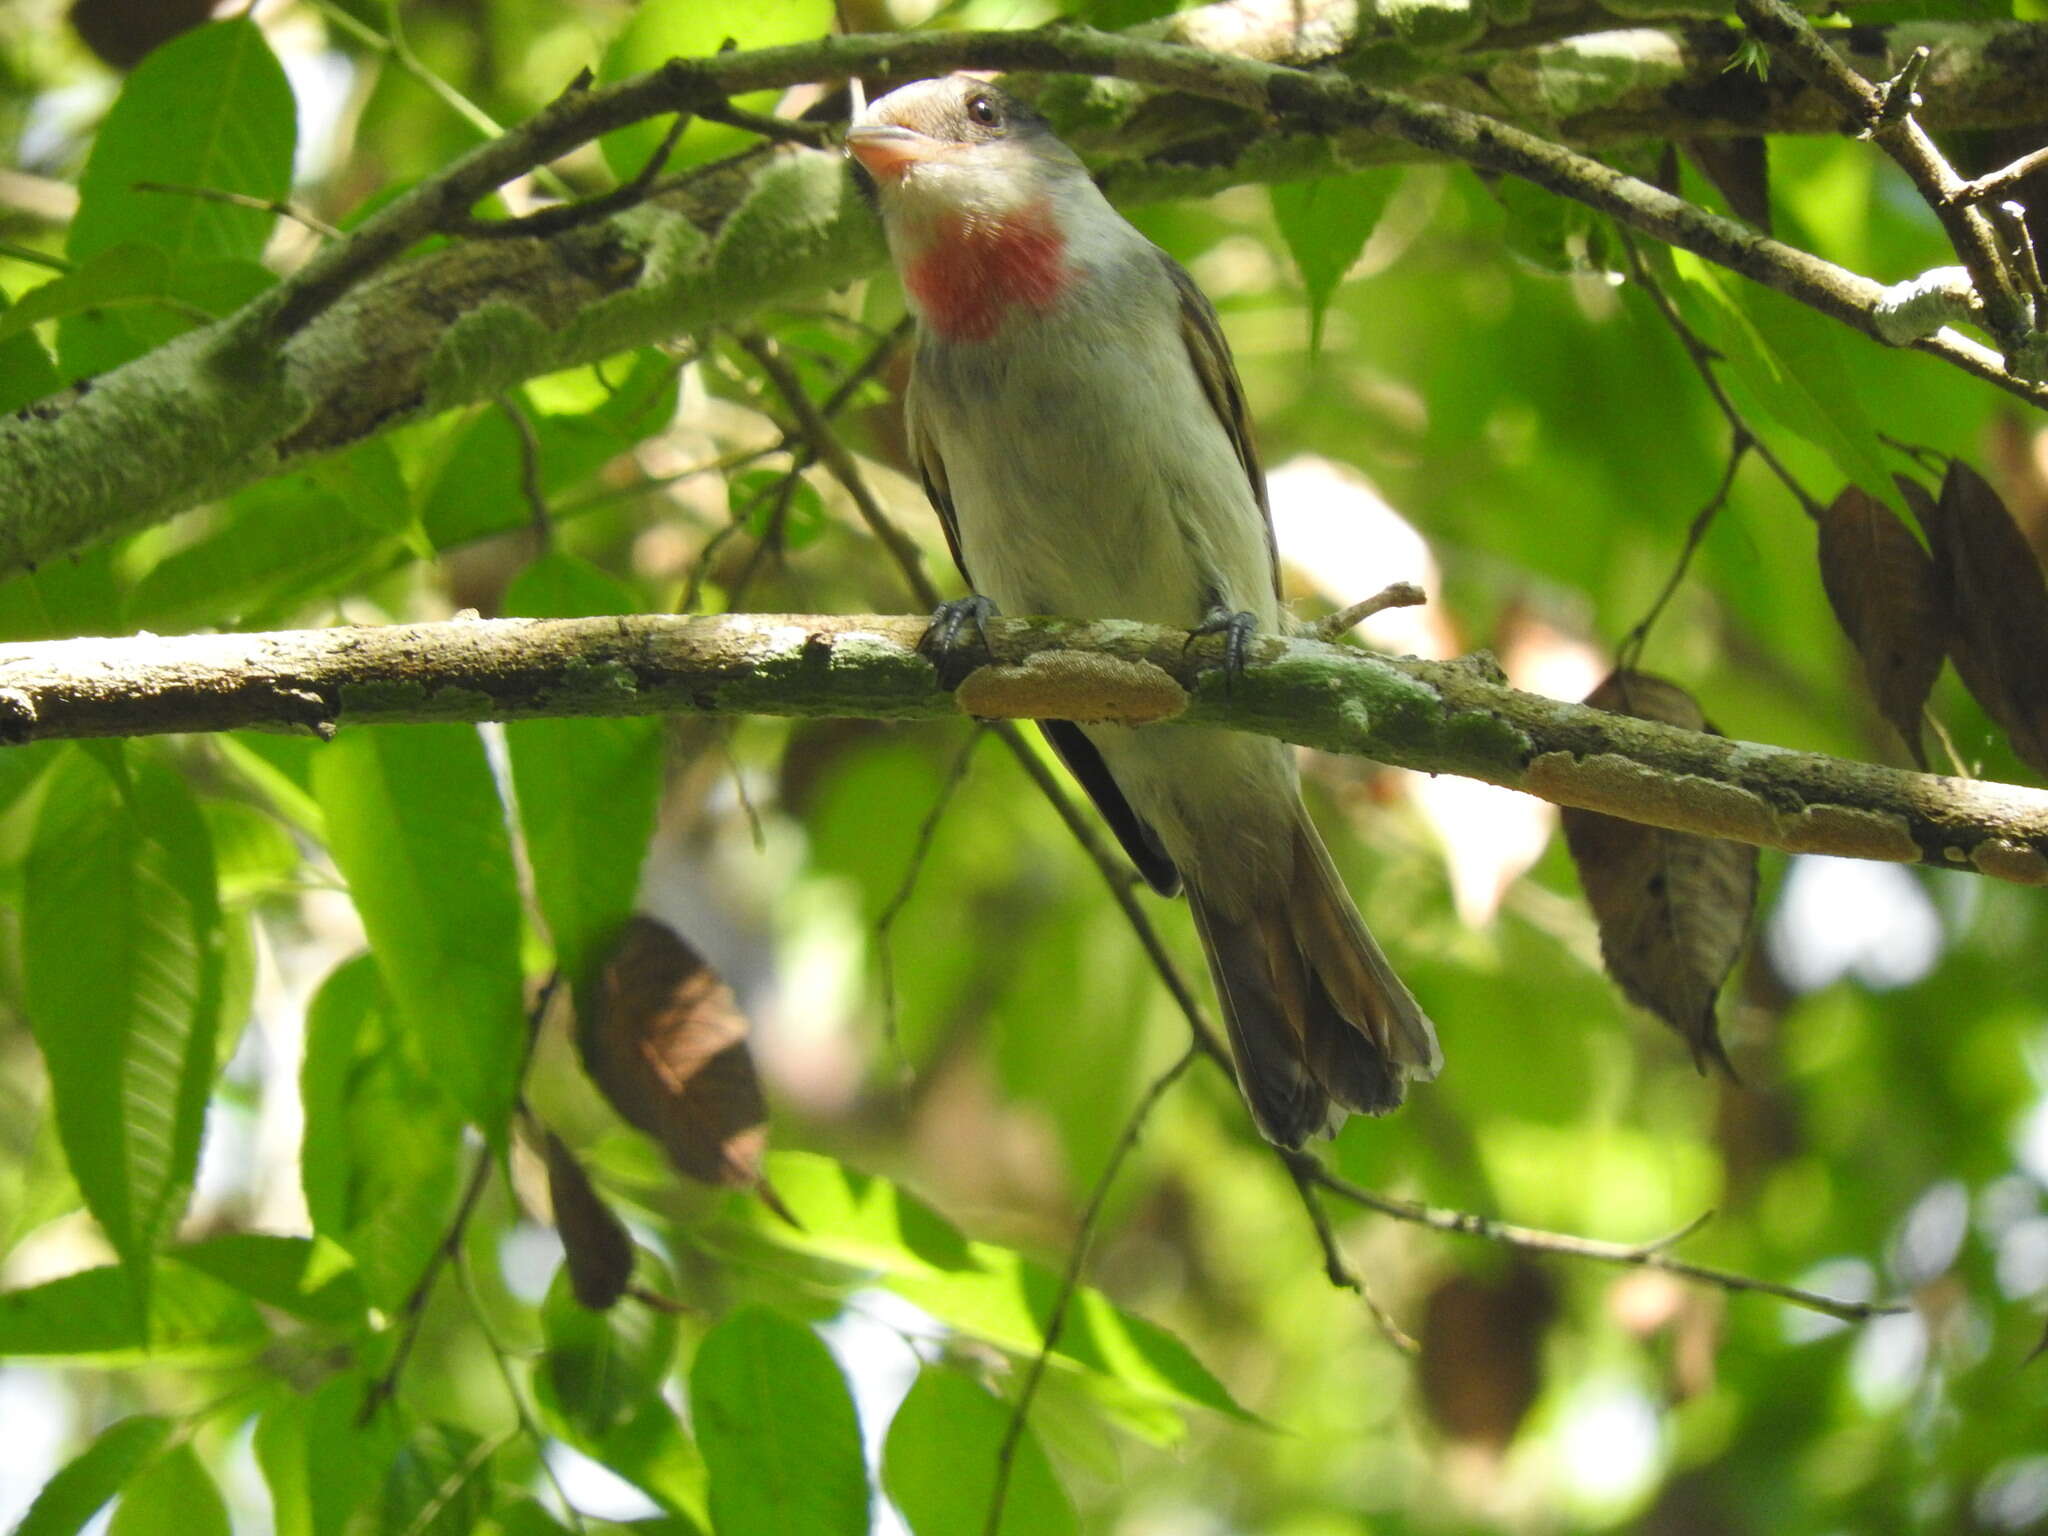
1187, 803, 1440, 1148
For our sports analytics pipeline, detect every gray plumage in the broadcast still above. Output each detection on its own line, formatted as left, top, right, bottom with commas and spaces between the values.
849, 76, 1441, 1146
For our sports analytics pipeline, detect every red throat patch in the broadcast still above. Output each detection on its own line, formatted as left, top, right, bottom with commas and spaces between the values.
903, 201, 1070, 343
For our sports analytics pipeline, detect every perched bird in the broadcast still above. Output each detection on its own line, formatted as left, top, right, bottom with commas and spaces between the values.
846, 75, 1440, 1147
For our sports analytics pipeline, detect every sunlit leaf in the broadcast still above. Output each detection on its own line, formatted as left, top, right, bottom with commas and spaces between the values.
503, 554, 663, 985
23, 745, 224, 1284
299, 955, 464, 1313
884, 1369, 1077, 1536
69, 18, 294, 265
691, 1305, 869, 1536
12, 1414, 172, 1536
0, 1260, 264, 1361
1271, 172, 1394, 353
538, 1249, 680, 1438
313, 724, 526, 1138
104, 1444, 228, 1536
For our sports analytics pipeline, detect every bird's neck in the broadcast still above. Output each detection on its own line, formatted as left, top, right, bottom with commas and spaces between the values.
899, 199, 1071, 344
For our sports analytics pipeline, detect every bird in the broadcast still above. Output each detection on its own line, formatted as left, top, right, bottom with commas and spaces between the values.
845, 74, 1441, 1148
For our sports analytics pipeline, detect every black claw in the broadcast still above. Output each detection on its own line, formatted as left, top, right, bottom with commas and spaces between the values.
923, 593, 1001, 672
1187, 604, 1257, 690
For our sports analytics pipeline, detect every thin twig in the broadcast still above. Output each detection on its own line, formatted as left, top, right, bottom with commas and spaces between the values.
735, 332, 934, 607
1952, 144, 2048, 207
132, 180, 344, 240
1616, 438, 1747, 673
453, 1244, 590, 1532
397, 1428, 517, 1536
876, 725, 985, 1066
984, 1045, 1196, 1536
497, 395, 552, 551
1621, 231, 1820, 516
1313, 581, 1427, 642
357, 972, 562, 1423
358, 1144, 495, 1425
1284, 1155, 1419, 1354
1731, 0, 2037, 361
1300, 1161, 1906, 1323
451, 112, 688, 242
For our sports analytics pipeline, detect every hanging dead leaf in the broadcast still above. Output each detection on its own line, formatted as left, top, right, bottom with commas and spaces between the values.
543, 1131, 633, 1311
1815, 486, 1944, 767
1681, 137, 1772, 233
1906, 461, 2048, 776
576, 916, 789, 1217
1561, 672, 1760, 1074
1417, 1263, 1557, 1451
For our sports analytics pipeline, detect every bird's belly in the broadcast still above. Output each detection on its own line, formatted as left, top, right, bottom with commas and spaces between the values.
919, 333, 1275, 631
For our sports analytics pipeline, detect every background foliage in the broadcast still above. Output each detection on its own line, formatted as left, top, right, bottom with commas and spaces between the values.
3, 0, 2048, 1532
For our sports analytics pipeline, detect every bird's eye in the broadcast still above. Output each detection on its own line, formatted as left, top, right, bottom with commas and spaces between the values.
965, 93, 1000, 128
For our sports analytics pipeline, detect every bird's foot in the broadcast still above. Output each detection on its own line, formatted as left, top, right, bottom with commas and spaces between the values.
1186, 603, 1257, 691
922, 593, 1001, 673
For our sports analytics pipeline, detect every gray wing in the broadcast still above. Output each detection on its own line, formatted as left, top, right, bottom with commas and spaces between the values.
905, 367, 1182, 898
1159, 250, 1281, 601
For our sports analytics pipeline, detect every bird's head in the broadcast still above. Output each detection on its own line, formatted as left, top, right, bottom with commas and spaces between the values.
845, 76, 1089, 340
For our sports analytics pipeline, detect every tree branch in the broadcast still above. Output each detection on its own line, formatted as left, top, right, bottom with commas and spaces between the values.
3, 611, 2044, 883
1294, 1160, 1902, 1324
6, 19, 2048, 576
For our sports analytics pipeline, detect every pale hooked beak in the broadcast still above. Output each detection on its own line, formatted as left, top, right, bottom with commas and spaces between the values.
845, 123, 942, 181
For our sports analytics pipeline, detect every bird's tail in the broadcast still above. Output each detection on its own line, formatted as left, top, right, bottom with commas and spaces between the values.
1186, 801, 1441, 1149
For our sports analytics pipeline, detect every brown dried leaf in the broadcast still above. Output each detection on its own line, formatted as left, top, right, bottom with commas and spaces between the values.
1908, 461, 2048, 776
1681, 137, 1772, 233
1561, 672, 1761, 1074
576, 916, 785, 1212
1417, 1264, 1557, 1451
543, 1131, 633, 1311
1815, 486, 1944, 767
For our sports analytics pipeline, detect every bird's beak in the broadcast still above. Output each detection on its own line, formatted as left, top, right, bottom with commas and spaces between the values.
845, 123, 943, 181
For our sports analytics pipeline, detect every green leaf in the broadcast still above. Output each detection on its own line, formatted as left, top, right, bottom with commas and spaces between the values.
299, 956, 464, 1312
722, 1156, 1248, 1438
1669, 250, 1890, 498
0, 1260, 265, 1360
105, 1443, 229, 1536
202, 799, 302, 902
254, 1395, 313, 1536
13, 1414, 173, 1536
888, 1240, 1254, 1435
172, 1233, 367, 1327
69, 18, 295, 265
731, 468, 828, 551
1270, 172, 1394, 353
690, 1305, 869, 1536
883, 1369, 1077, 1536
420, 355, 680, 549
537, 1252, 681, 1439
23, 746, 224, 1281
305, 1373, 405, 1536
531, 1394, 710, 1527
129, 440, 412, 630
313, 724, 526, 1138
502, 554, 662, 982
0, 247, 269, 352
598, 0, 835, 180
380, 1423, 496, 1536
724, 1151, 976, 1274
0, 290, 61, 415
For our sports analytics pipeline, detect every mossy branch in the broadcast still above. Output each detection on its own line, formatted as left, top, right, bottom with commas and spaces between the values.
2, 610, 2042, 884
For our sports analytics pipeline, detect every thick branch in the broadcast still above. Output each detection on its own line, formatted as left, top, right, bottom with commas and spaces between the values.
5, 20, 2048, 577
2, 612, 2043, 884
